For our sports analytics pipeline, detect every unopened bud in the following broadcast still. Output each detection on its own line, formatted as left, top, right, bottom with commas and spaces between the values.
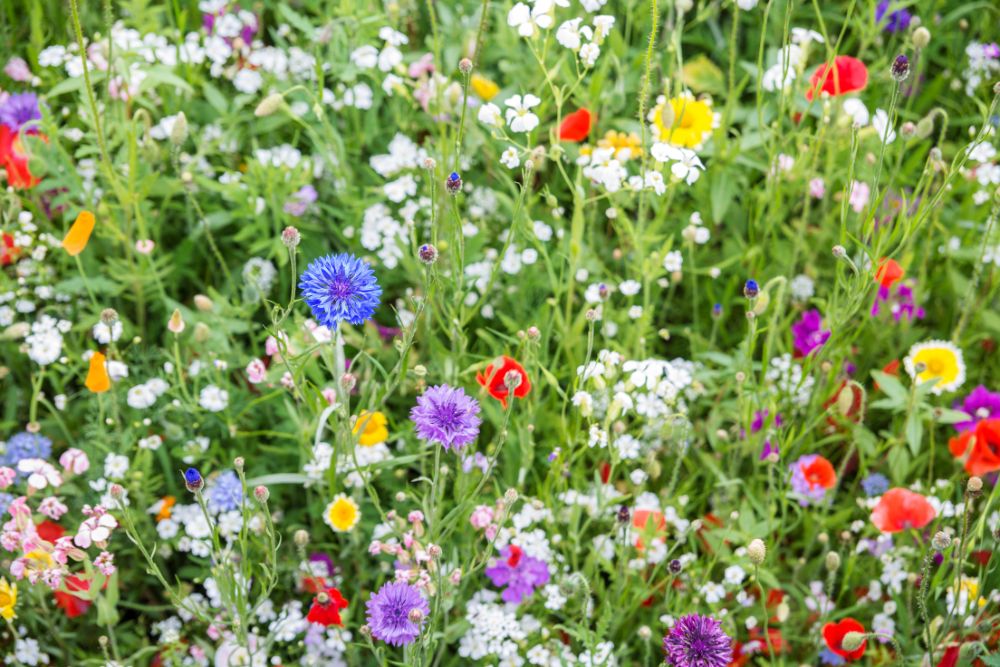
341, 373, 357, 392
832, 245, 846, 258
234, 456, 245, 472
408, 608, 424, 623
458, 58, 473, 74
254, 485, 269, 503
504, 488, 518, 504
294, 529, 310, 547
109, 483, 125, 500
932, 531, 950, 550
418, 243, 438, 264
255, 93, 284, 117
170, 112, 188, 146
193, 294, 214, 312
825, 551, 841, 571
968, 476, 983, 494
842, 632, 866, 652
912, 27, 930, 49
101, 308, 119, 325
168, 309, 185, 334
503, 370, 522, 391
281, 226, 301, 248
193, 321, 210, 343
747, 538, 766, 565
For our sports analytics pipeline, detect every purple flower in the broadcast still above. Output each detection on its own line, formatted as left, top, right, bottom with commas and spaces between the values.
953, 385, 1000, 432
283, 184, 317, 217
871, 283, 925, 322
299, 253, 382, 330
206, 470, 243, 513
751, 410, 783, 434
0, 93, 41, 132
410, 384, 482, 451
662, 614, 732, 667
875, 0, 912, 33
788, 454, 832, 506
365, 581, 430, 646
759, 440, 779, 461
791, 309, 830, 357
484, 545, 550, 604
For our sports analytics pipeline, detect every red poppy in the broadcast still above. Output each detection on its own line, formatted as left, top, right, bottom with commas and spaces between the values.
937, 645, 960, 667
948, 418, 1000, 476
559, 108, 592, 142
476, 355, 531, 407
506, 544, 524, 567
800, 455, 837, 490
870, 488, 937, 533
306, 586, 349, 627
1, 232, 19, 266
0, 125, 44, 189
823, 380, 866, 427
875, 258, 905, 288
36, 520, 65, 543
599, 461, 611, 484
822, 617, 867, 661
54, 575, 93, 618
806, 56, 869, 101
632, 509, 667, 550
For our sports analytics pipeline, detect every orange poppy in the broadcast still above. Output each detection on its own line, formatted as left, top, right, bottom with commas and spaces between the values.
875, 258, 905, 288
476, 355, 531, 408
0, 126, 45, 189
632, 509, 667, 550
63, 210, 96, 256
948, 418, 1000, 476
84, 351, 111, 393
870, 488, 937, 533
558, 108, 592, 142
800, 455, 836, 490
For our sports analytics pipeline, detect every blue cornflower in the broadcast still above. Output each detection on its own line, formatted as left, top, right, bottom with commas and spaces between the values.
0, 93, 42, 132
445, 172, 462, 195
2, 431, 52, 468
299, 253, 382, 330
875, 0, 912, 33
184, 467, 204, 492
207, 470, 243, 513
0, 492, 14, 515
861, 472, 890, 496
743, 279, 760, 299
818, 647, 846, 666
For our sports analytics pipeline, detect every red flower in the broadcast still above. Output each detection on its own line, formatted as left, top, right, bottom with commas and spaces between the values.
36, 520, 65, 543
823, 380, 866, 427
875, 258, 905, 288
599, 461, 611, 484
559, 108, 592, 142
476, 356, 531, 407
1, 232, 19, 266
306, 586, 349, 627
0, 125, 44, 189
54, 575, 93, 618
937, 645, 960, 667
631, 509, 667, 550
870, 488, 937, 533
801, 455, 837, 490
806, 56, 869, 101
822, 617, 867, 661
948, 418, 1000, 476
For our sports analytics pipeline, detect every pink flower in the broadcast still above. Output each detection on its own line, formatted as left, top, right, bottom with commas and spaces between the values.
265, 332, 290, 357
322, 388, 338, 405
4, 57, 32, 82
74, 506, 118, 549
94, 550, 115, 576
849, 180, 870, 212
17, 459, 63, 490
246, 358, 267, 384
407, 510, 425, 524
38, 496, 68, 520
135, 239, 155, 254
470, 505, 494, 529
0, 466, 15, 489
809, 178, 825, 198
59, 448, 90, 475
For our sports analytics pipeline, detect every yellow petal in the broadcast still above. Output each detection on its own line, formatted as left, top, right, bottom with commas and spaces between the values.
62, 210, 95, 256
85, 351, 111, 393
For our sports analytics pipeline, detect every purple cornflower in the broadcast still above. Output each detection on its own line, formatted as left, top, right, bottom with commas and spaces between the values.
0, 93, 41, 132
875, 0, 912, 33
365, 581, 430, 646
299, 253, 382, 330
410, 384, 482, 451
207, 470, 243, 513
484, 545, 550, 604
861, 472, 890, 496
819, 647, 847, 665
952, 385, 1000, 432
1, 431, 52, 468
283, 184, 317, 217
791, 309, 830, 357
662, 614, 732, 667
871, 283, 925, 322
788, 454, 834, 506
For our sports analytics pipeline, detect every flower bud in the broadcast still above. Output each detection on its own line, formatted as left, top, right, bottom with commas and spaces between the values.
255, 93, 285, 117
234, 457, 245, 472
193, 294, 214, 312
254, 485, 269, 503
912, 27, 930, 49
832, 245, 846, 258
281, 226, 301, 248
841, 632, 866, 652
101, 308, 119, 325
294, 529, 310, 547
503, 370, 522, 391
458, 58, 473, 74
891, 54, 911, 82
170, 112, 188, 146
504, 488, 518, 504
968, 476, 983, 494
408, 608, 424, 623
748, 538, 767, 565
168, 309, 185, 334
109, 483, 125, 500
825, 551, 841, 571
418, 243, 438, 264
932, 531, 950, 550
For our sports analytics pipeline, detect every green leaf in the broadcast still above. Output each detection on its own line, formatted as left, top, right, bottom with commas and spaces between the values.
934, 408, 972, 425
871, 371, 907, 405
905, 413, 923, 457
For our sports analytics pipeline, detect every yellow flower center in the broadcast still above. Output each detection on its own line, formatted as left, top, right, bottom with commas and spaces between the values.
327, 497, 359, 532
913, 348, 959, 386
353, 410, 388, 447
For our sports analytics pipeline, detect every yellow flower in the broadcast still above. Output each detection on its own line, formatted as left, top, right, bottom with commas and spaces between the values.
0, 578, 16, 621
324, 494, 360, 533
904, 340, 965, 395
597, 130, 643, 161
651, 94, 714, 148
470, 74, 500, 101
353, 410, 388, 446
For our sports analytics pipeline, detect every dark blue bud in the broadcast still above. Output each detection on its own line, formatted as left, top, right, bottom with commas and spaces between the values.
184, 467, 204, 492
743, 279, 760, 299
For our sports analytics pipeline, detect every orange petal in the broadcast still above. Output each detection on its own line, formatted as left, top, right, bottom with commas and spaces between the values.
62, 210, 95, 256
85, 351, 111, 393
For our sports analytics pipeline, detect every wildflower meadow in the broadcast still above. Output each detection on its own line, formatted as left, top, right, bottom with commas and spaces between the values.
2, 0, 1000, 665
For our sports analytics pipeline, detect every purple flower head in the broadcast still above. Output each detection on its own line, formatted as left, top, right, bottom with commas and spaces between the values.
759, 440, 779, 461
819, 647, 847, 665
484, 545, 550, 604
662, 614, 732, 667
283, 184, 317, 217
2, 431, 52, 470
875, 0, 912, 33
299, 253, 382, 330
0, 93, 41, 132
871, 282, 925, 322
206, 470, 243, 513
788, 454, 832, 506
750, 410, 783, 434
953, 385, 1000, 433
365, 581, 430, 646
861, 472, 890, 496
410, 384, 482, 451
791, 309, 830, 357
308, 552, 336, 578
462, 451, 489, 474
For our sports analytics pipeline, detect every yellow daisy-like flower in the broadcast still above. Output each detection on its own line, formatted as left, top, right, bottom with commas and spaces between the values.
324, 494, 360, 533
0, 578, 16, 621
650, 94, 714, 148
470, 74, 500, 101
353, 410, 388, 447
903, 339, 966, 395
597, 130, 643, 161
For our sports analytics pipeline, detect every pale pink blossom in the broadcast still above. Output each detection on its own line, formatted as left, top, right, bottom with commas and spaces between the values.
60, 448, 91, 475
245, 358, 267, 384
849, 180, 870, 213
809, 177, 825, 198
0, 467, 15, 489
18, 459, 63, 490
95, 550, 116, 576
74, 506, 118, 548
135, 239, 155, 254
38, 496, 68, 520
470, 504, 494, 529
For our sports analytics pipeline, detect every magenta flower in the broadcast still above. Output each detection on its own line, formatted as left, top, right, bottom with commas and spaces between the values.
484, 545, 550, 604
953, 385, 1000, 433
871, 283, 925, 322
791, 309, 830, 357
663, 614, 732, 667
365, 581, 430, 646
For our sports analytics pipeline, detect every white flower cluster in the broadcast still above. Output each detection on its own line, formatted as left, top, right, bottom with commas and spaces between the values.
765, 353, 815, 407
761, 28, 824, 92
457, 590, 540, 663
